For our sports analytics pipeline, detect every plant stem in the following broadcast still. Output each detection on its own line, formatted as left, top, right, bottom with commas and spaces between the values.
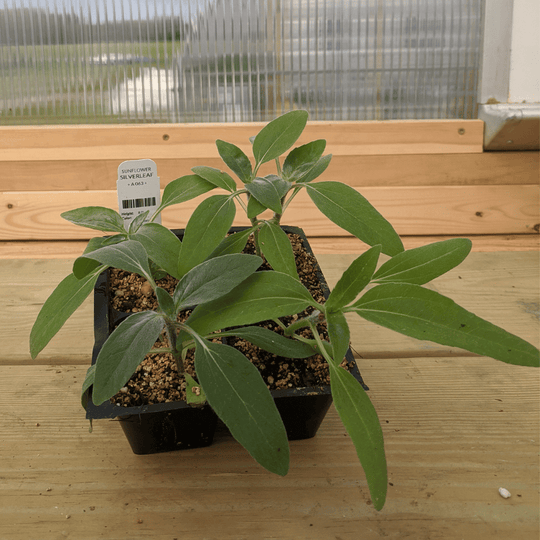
165, 321, 184, 375
284, 310, 321, 336
271, 212, 282, 225
308, 319, 336, 367
282, 185, 303, 213
251, 219, 262, 257
148, 347, 173, 354
274, 156, 282, 176
231, 190, 249, 213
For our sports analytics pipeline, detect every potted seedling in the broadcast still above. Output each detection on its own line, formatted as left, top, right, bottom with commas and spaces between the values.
30, 111, 539, 511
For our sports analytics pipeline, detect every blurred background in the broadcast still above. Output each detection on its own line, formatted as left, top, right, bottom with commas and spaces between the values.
0, 0, 519, 124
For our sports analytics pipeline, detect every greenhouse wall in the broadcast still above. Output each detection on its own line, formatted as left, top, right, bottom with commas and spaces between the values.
0, 0, 485, 124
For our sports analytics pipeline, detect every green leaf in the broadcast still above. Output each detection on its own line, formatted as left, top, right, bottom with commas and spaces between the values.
177, 195, 236, 276
253, 110, 309, 166
128, 210, 149, 234
247, 194, 268, 219
131, 223, 183, 279
306, 181, 404, 256
72, 236, 111, 279
329, 364, 387, 511
325, 245, 381, 311
174, 253, 263, 310
295, 154, 333, 184
81, 364, 96, 410
73, 233, 127, 280
186, 271, 315, 337
61, 206, 126, 233
208, 227, 255, 259
282, 140, 327, 182
351, 283, 540, 367
258, 222, 298, 278
92, 311, 166, 405
191, 166, 237, 192
194, 340, 289, 475
149, 260, 168, 281
159, 174, 216, 211
216, 139, 253, 183
155, 287, 175, 319
75, 240, 153, 282
101, 234, 127, 246
30, 266, 105, 359
373, 238, 472, 285
245, 175, 292, 214
326, 310, 351, 365
184, 373, 207, 406
223, 326, 317, 358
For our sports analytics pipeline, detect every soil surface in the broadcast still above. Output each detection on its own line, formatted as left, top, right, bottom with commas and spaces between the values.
107, 232, 353, 408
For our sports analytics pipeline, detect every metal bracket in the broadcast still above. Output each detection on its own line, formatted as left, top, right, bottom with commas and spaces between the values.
478, 103, 540, 151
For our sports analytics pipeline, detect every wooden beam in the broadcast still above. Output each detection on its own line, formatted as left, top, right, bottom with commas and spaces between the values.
0, 120, 483, 163
2, 151, 537, 192
1, 185, 538, 241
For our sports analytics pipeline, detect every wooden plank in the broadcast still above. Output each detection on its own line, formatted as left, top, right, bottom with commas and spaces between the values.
1, 259, 94, 365
3, 252, 538, 365
1, 234, 538, 260
2, 151, 537, 192
0, 120, 483, 163
307, 234, 540, 254
1, 185, 538, 241
0, 357, 537, 539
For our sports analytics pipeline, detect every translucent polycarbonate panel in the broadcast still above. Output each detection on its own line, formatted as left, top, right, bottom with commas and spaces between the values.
279, 0, 485, 120
0, 0, 484, 124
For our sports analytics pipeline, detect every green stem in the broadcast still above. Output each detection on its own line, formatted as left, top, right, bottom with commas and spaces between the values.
250, 218, 262, 257
272, 318, 287, 331
230, 189, 249, 214
271, 212, 282, 225
147, 347, 173, 354
274, 156, 282, 176
308, 319, 336, 367
148, 204, 164, 223
165, 321, 184, 374
284, 310, 322, 336
282, 185, 303, 213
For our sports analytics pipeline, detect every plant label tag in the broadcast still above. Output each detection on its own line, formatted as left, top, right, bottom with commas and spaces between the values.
117, 159, 161, 228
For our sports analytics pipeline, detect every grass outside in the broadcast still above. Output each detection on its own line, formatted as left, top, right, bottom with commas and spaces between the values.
0, 41, 179, 125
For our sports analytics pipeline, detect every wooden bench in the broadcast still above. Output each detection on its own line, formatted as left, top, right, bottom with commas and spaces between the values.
0, 120, 538, 539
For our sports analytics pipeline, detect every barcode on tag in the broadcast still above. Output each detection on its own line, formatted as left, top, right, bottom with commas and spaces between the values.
117, 159, 161, 228
121, 197, 157, 209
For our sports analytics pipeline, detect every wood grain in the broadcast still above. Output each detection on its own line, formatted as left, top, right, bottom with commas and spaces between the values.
0, 120, 483, 162
2, 151, 536, 192
1, 184, 538, 241
307, 234, 540, 254
0, 357, 537, 540
0, 247, 538, 539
